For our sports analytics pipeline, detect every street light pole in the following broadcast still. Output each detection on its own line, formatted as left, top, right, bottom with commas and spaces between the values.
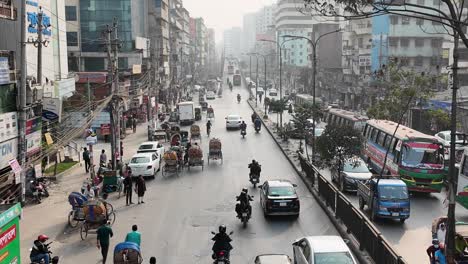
256, 55, 259, 106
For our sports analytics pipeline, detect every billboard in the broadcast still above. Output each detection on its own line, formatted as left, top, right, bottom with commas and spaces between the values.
0, 112, 17, 143
0, 138, 18, 170
26, 131, 41, 156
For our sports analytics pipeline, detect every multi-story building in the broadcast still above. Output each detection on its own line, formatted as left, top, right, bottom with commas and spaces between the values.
169, 0, 183, 82
207, 28, 217, 76
242, 13, 256, 54
189, 17, 208, 79
149, 0, 170, 83
256, 4, 275, 35
223, 27, 242, 59
179, 6, 191, 78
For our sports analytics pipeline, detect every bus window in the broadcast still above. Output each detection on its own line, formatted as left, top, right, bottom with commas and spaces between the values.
363, 124, 369, 137
369, 128, 375, 140
371, 129, 379, 142
383, 134, 391, 150
377, 131, 386, 146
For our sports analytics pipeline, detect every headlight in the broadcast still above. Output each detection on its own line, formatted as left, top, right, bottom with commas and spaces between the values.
379, 206, 388, 211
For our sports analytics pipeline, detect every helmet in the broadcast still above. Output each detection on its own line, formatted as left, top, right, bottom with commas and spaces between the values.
219, 225, 226, 234
252, 159, 256, 164
38, 234, 49, 242
242, 188, 248, 194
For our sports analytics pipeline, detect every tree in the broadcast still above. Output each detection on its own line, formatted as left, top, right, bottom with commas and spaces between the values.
365, 63, 435, 122
291, 103, 319, 159
316, 124, 364, 174
427, 108, 451, 131
302, 0, 468, 48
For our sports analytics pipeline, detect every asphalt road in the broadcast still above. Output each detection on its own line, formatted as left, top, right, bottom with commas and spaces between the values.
49, 76, 340, 263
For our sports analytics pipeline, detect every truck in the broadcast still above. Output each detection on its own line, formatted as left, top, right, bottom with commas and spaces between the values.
178, 102, 195, 125
233, 74, 241, 86
357, 176, 410, 223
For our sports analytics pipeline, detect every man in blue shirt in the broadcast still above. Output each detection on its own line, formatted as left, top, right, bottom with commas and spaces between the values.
435, 243, 447, 264
125, 224, 141, 246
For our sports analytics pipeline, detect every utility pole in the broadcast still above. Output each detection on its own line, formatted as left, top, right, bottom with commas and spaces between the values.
255, 55, 259, 106
378, 34, 383, 69
19, 0, 27, 202
37, 9, 44, 84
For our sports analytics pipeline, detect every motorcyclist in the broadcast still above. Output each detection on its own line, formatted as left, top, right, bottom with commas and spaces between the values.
251, 112, 257, 123
235, 188, 253, 218
206, 120, 212, 136
212, 225, 233, 260
30, 235, 50, 264
248, 160, 261, 181
240, 121, 247, 132
254, 117, 261, 131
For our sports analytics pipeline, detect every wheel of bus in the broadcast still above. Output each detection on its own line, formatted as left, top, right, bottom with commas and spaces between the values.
358, 197, 365, 210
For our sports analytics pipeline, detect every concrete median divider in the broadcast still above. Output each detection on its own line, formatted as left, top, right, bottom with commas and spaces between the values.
246, 99, 407, 264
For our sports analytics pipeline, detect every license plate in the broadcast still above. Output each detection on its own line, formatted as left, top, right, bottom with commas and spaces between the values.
218, 262, 225, 264
280, 202, 287, 207
392, 212, 399, 217
242, 213, 247, 217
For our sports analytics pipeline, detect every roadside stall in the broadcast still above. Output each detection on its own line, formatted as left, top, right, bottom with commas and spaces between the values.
0, 203, 21, 264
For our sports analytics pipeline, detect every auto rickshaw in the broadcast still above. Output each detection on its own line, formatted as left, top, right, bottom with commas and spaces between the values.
195, 106, 202, 121
200, 101, 208, 111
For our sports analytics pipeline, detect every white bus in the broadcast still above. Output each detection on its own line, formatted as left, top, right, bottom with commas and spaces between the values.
324, 108, 368, 131
295, 94, 323, 107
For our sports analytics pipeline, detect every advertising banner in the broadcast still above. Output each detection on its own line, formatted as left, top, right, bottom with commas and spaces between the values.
25, 117, 41, 135
26, 131, 41, 156
0, 203, 21, 264
42, 98, 62, 122
0, 57, 10, 85
0, 138, 18, 170
0, 112, 18, 143
100, 124, 110, 136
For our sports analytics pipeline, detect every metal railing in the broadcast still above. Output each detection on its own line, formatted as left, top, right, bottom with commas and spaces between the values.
298, 154, 407, 264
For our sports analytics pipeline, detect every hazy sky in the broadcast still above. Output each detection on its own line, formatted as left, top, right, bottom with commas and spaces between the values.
183, 0, 277, 42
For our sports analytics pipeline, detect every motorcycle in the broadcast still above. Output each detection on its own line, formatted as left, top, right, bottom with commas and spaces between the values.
241, 129, 246, 138
30, 180, 49, 204
211, 230, 234, 264
250, 174, 260, 188
255, 124, 261, 133
239, 200, 252, 228
30, 242, 60, 264
237, 95, 241, 103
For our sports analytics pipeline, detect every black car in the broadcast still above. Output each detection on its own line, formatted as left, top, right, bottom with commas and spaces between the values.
259, 180, 300, 218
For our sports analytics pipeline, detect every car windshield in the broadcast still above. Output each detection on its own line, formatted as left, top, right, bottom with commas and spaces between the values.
131, 157, 150, 164
343, 161, 369, 173
227, 116, 239, 120
314, 252, 355, 264
401, 144, 443, 168
378, 185, 409, 200
139, 144, 154, 150
268, 186, 295, 196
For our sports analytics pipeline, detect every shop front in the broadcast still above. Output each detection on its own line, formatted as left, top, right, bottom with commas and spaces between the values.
0, 203, 21, 264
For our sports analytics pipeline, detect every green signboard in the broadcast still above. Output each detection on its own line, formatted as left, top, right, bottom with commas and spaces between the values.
0, 203, 21, 264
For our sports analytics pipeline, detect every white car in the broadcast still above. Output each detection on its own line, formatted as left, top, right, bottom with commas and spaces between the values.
206, 91, 216, 100
293, 236, 357, 264
225, 114, 243, 129
137, 141, 165, 159
129, 153, 160, 179
435, 130, 465, 162
269, 88, 278, 96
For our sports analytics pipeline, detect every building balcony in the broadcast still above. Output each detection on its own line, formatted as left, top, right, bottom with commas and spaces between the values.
0, 1, 16, 20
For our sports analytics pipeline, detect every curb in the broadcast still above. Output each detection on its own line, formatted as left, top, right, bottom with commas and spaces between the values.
47, 162, 81, 181
247, 99, 374, 264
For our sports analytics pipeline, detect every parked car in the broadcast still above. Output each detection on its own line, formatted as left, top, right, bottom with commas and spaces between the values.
269, 88, 278, 96
225, 114, 243, 129
259, 180, 300, 218
435, 130, 465, 164
137, 141, 165, 159
254, 254, 292, 263
129, 152, 160, 179
206, 91, 216, 100
292, 236, 357, 264
331, 157, 372, 192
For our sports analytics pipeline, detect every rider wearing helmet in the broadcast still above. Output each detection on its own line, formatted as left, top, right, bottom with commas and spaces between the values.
212, 225, 233, 259
235, 188, 254, 218
248, 160, 261, 180
30, 235, 50, 264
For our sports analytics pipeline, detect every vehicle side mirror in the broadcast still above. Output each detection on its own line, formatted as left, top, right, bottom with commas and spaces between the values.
292, 184, 297, 187
292, 241, 299, 246
229, 231, 234, 235
211, 231, 216, 235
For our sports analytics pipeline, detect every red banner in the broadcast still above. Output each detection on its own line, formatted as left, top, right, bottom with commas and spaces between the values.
100, 124, 111, 136
0, 225, 16, 251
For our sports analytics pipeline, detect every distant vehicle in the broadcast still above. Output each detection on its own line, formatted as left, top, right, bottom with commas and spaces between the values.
193, 85, 201, 91
129, 152, 160, 179
269, 88, 278, 96
136, 141, 165, 159
295, 94, 322, 108
357, 177, 410, 222
331, 157, 372, 192
206, 91, 216, 100
228, 65, 234, 75
305, 127, 324, 145
206, 79, 218, 92
233, 74, 241, 86
259, 179, 299, 218
225, 114, 242, 129
435, 130, 465, 166
324, 108, 368, 131
254, 254, 292, 263
178, 101, 195, 125
362, 119, 445, 193
293, 236, 358, 264
256, 87, 264, 95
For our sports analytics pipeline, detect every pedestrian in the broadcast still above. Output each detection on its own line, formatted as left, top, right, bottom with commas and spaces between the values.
132, 117, 137, 133
135, 175, 146, 204
96, 221, 113, 264
99, 149, 107, 166
427, 238, 439, 264
149, 257, 156, 264
123, 175, 134, 206
125, 224, 141, 246
259, 93, 263, 103
435, 243, 447, 264
83, 147, 91, 173
437, 223, 447, 244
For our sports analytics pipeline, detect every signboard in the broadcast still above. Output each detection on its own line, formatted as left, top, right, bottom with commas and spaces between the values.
34, 164, 42, 178
0, 57, 10, 85
25, 117, 41, 135
42, 98, 62, 122
8, 159, 21, 184
25, 131, 41, 156
100, 124, 110, 136
0, 203, 21, 264
0, 138, 18, 170
86, 135, 97, 145
0, 112, 18, 143
44, 132, 53, 145
132, 64, 142, 74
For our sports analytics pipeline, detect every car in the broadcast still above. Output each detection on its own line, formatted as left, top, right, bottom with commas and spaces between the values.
137, 141, 165, 159
292, 236, 357, 264
206, 91, 216, 100
128, 152, 160, 179
331, 157, 372, 192
193, 85, 201, 91
259, 179, 300, 217
225, 114, 243, 129
269, 88, 278, 96
254, 254, 292, 263
435, 130, 465, 163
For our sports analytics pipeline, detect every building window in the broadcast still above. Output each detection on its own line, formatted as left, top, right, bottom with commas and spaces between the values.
291, 60, 294, 64
358, 38, 364, 48
399, 57, 409, 66
299, 52, 303, 56
299, 59, 303, 64
400, 38, 409, 47
415, 38, 424, 47
416, 18, 424, 26
414, 56, 424, 66
431, 39, 442, 48
390, 15, 399, 25
401, 17, 410, 25
291, 44, 295, 48
65, 6, 77, 21
66, 32, 78, 46
299, 44, 303, 49
417, 0, 425, 5
389, 37, 398, 47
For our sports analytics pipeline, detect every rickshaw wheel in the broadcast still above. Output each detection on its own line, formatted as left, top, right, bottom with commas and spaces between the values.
68, 210, 79, 228
105, 203, 114, 215
80, 222, 88, 240
108, 212, 116, 226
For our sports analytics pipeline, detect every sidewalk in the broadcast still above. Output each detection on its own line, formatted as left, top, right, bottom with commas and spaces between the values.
20, 123, 150, 262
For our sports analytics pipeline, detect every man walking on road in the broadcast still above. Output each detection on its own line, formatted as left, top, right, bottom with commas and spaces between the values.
100, 149, 107, 166
83, 147, 91, 173
125, 224, 141, 246
135, 175, 146, 204
123, 175, 134, 205
97, 221, 113, 264
132, 117, 137, 133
